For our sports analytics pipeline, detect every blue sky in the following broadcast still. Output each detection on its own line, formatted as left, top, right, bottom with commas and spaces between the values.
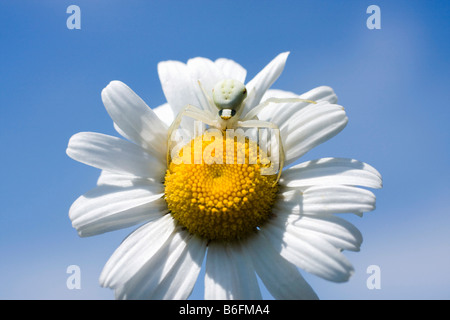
0, 0, 449, 299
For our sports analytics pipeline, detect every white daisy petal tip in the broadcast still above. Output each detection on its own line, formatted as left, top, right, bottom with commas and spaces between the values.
102, 80, 125, 92
277, 51, 290, 60
101, 80, 134, 108
243, 51, 291, 113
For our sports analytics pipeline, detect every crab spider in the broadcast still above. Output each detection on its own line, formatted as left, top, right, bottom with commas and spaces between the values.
166, 79, 316, 184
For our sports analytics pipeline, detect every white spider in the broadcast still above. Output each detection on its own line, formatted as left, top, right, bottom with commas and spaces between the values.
166, 79, 316, 184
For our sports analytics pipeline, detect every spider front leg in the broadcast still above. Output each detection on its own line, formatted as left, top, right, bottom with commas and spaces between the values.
242, 97, 317, 121
236, 119, 285, 186
166, 104, 218, 166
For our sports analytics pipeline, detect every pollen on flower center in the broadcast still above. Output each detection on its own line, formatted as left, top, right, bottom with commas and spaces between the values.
164, 131, 278, 241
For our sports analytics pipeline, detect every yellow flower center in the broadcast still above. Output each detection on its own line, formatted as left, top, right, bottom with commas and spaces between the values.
164, 131, 278, 241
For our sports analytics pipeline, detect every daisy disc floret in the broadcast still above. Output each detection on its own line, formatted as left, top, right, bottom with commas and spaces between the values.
165, 131, 278, 240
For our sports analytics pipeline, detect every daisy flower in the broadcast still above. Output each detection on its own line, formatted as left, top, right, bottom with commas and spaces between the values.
66, 52, 382, 300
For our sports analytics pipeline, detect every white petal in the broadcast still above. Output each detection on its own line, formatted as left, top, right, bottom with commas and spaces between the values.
153, 102, 175, 127
256, 89, 308, 123
187, 57, 224, 98
277, 186, 376, 216
257, 86, 338, 122
101, 81, 168, 162
96, 171, 151, 187
66, 132, 166, 179
301, 85, 338, 104
117, 230, 206, 300
263, 86, 338, 104
243, 233, 318, 300
281, 157, 382, 189
100, 215, 176, 288
205, 242, 261, 300
80, 199, 167, 238
158, 60, 206, 134
282, 102, 348, 166
215, 58, 247, 83
69, 182, 166, 237
262, 219, 354, 282
157, 60, 200, 114
272, 210, 363, 251
147, 234, 206, 299
243, 52, 290, 114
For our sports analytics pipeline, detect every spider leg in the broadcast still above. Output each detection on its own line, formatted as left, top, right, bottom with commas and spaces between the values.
236, 119, 285, 186
167, 104, 218, 166
242, 97, 317, 121
197, 80, 217, 116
